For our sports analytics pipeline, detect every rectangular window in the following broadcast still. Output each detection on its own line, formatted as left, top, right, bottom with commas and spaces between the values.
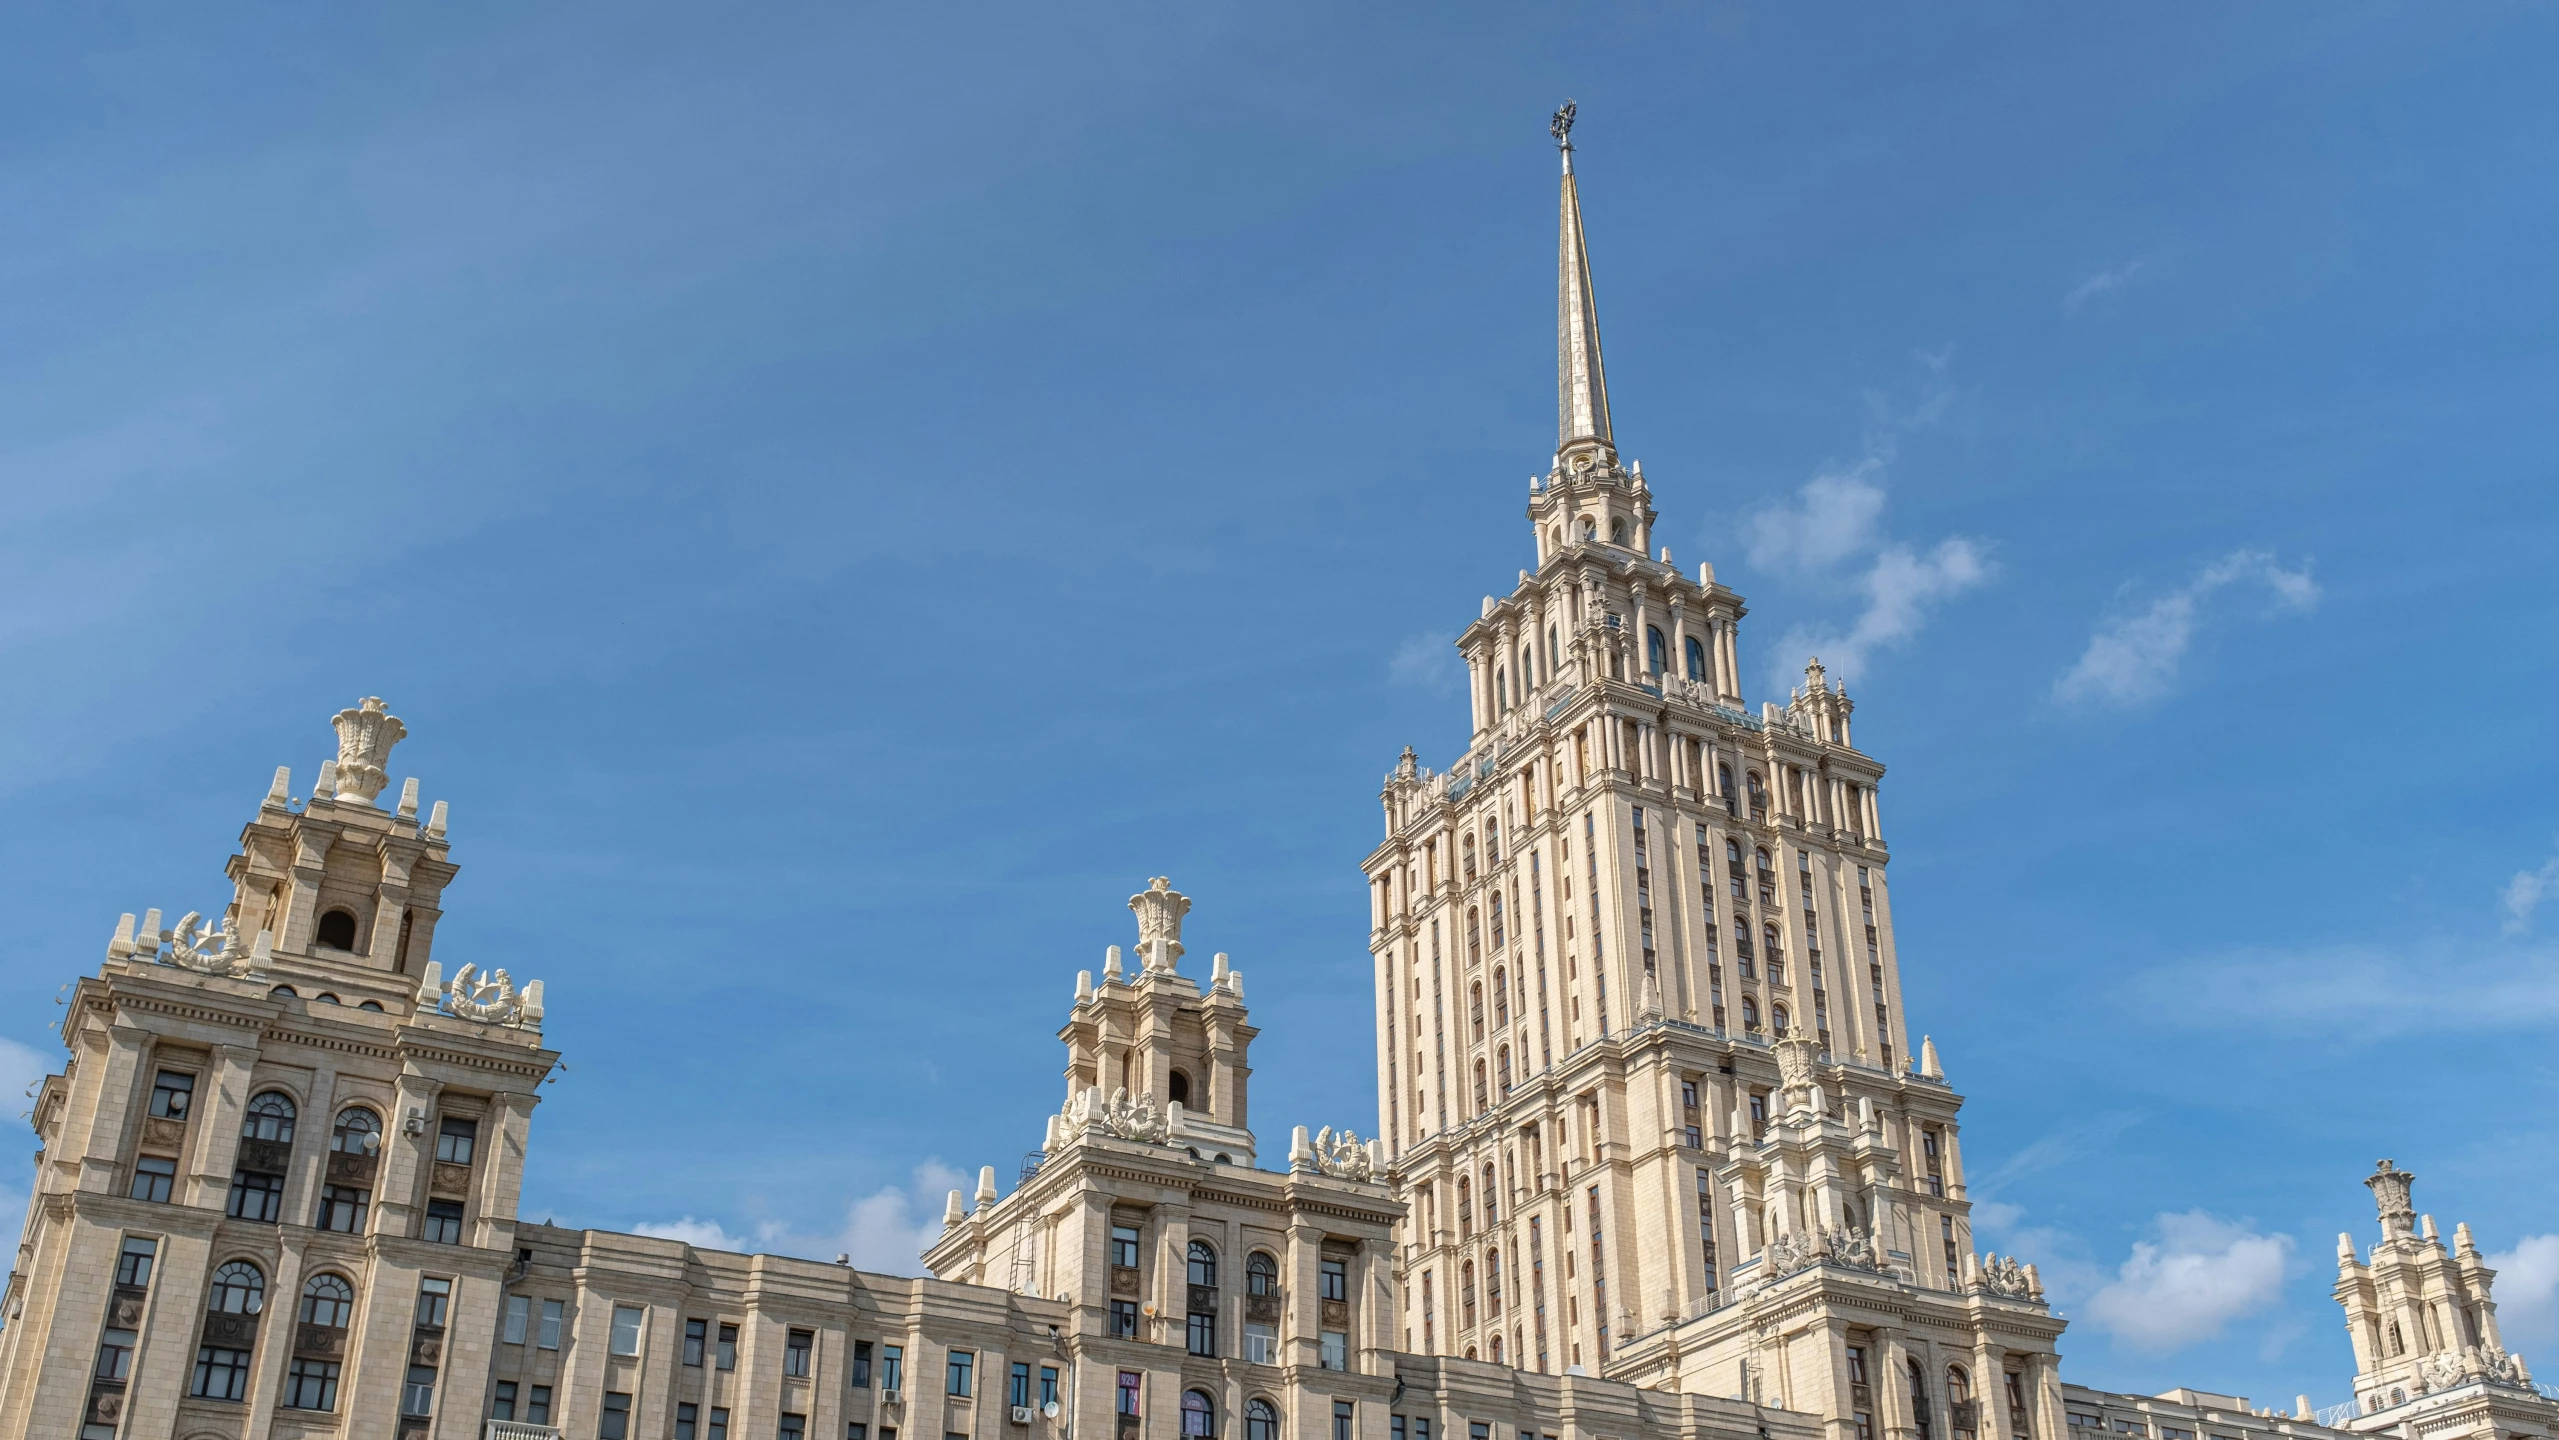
1245, 1323, 1277, 1365
676, 1402, 697, 1440
540, 1298, 567, 1350
505, 1294, 531, 1344
686, 1317, 709, 1366
1110, 1300, 1138, 1338
947, 1348, 973, 1396
93, 1328, 136, 1382
495, 1381, 520, 1420
192, 1344, 253, 1400
1110, 1224, 1142, 1268
227, 1168, 285, 1222
597, 1393, 634, 1440
787, 1328, 816, 1378
779, 1418, 806, 1440
1187, 1311, 1217, 1357
416, 1276, 451, 1327
424, 1198, 466, 1244
1320, 1331, 1348, 1370
130, 1155, 176, 1203
114, 1235, 156, 1286
1335, 1403, 1355, 1440
850, 1428, 867, 1440
880, 1344, 902, 1390
285, 1357, 341, 1410
436, 1115, 478, 1164
402, 1363, 438, 1416
707, 1408, 728, 1440
853, 1339, 874, 1385
316, 1184, 369, 1232
1040, 1367, 1060, 1408
150, 1068, 196, 1119
1320, 1258, 1348, 1302
720, 1322, 742, 1371
1117, 1371, 1143, 1416
529, 1386, 554, 1425
1011, 1362, 1033, 1408
612, 1304, 646, 1356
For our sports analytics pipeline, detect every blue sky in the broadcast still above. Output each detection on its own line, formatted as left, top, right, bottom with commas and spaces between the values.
3, 0, 2555, 1410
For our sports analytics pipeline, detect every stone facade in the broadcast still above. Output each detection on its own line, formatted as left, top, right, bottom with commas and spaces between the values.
0, 110, 2551, 1440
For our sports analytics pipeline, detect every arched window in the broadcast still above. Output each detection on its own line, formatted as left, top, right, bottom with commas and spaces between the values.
208, 1260, 265, 1314
299, 1273, 355, 1328
1470, 982, 1485, 1039
1949, 1367, 1975, 1439
1493, 968, 1509, 1026
1246, 1400, 1279, 1440
1492, 1334, 1504, 1364
1764, 922, 1783, 959
1772, 1003, 1790, 1034
1482, 1164, 1498, 1223
332, 1107, 381, 1155
1489, 894, 1506, 950
1462, 1259, 1477, 1326
1579, 516, 1596, 541
1546, 626, 1558, 677
1519, 646, 1534, 695
1686, 635, 1707, 682
1646, 626, 1667, 676
1486, 1247, 1504, 1315
1466, 908, 1481, 965
1497, 1045, 1512, 1094
313, 993, 340, 1005
1747, 770, 1769, 820
242, 1092, 296, 1144
1182, 1390, 1216, 1440
1756, 848, 1775, 900
1168, 1071, 1191, 1107
2389, 1322, 2404, 1356
1741, 997, 1760, 1030
314, 908, 358, 951
1610, 517, 1629, 545
1457, 1178, 1472, 1232
1462, 834, 1478, 882
269, 985, 297, 998
1473, 1059, 1488, 1109
1495, 667, 1508, 713
1246, 1252, 1279, 1298
1717, 763, 1736, 814
1188, 1240, 1217, 1288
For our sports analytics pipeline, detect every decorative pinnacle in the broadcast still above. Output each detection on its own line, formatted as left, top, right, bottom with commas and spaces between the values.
328, 696, 408, 806
1551, 99, 1576, 149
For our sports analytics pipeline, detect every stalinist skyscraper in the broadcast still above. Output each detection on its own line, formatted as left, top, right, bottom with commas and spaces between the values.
1363, 102, 2070, 1440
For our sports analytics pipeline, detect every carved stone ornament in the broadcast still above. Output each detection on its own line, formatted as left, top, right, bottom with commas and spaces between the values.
1312, 1126, 1372, 1181
1063, 1086, 1169, 1145
2417, 1344, 2529, 1392
162, 911, 249, 977
1761, 1224, 1890, 1284
1974, 1252, 2040, 1300
2367, 1157, 2418, 1228
329, 696, 408, 806
1128, 877, 1191, 971
435, 963, 545, 1030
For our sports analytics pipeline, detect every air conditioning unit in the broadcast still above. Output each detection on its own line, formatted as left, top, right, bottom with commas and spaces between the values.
882, 1389, 904, 1406
1013, 1407, 1038, 1425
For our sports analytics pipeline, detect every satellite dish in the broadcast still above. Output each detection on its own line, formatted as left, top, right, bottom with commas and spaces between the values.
1043, 1403, 1062, 1420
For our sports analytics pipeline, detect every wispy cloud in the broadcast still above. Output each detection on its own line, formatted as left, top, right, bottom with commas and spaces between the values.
632, 1159, 967, 1274
1388, 632, 1461, 692
2054, 549, 2319, 708
2083, 1211, 2293, 1353
1748, 352, 1993, 686
1972, 1111, 2149, 1201
2501, 853, 2559, 933
2122, 935, 2559, 1038
2064, 260, 2146, 315
2488, 1235, 2559, 1354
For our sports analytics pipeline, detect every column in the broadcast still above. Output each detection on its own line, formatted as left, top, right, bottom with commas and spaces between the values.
1822, 1318, 1860, 1440
1972, 1339, 2007, 1440
76, 1025, 149, 1194
2030, 1353, 2067, 1440
185, 1043, 262, 1209
1876, 1327, 1916, 1440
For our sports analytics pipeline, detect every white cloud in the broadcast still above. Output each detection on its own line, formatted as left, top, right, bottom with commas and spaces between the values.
1746, 462, 1888, 574
1746, 355, 1992, 687
2501, 855, 2559, 933
2084, 1211, 2293, 1353
2064, 260, 2146, 315
2487, 1234, 2559, 1354
631, 1160, 967, 1275
2054, 549, 2319, 708
2123, 935, 2559, 1038
1388, 632, 1460, 692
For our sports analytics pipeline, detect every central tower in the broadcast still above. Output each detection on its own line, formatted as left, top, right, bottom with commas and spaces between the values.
1361, 106, 2066, 1440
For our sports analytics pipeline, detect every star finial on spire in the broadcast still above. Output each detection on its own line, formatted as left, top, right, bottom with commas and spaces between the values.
1550, 99, 1577, 172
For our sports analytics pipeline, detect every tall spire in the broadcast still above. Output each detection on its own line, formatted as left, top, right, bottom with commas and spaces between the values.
1552, 100, 1615, 465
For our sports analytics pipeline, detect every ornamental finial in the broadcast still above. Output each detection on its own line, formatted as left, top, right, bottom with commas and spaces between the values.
1551, 99, 1577, 149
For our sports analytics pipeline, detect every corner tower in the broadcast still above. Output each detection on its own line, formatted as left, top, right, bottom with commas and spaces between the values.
1361, 106, 2064, 1440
